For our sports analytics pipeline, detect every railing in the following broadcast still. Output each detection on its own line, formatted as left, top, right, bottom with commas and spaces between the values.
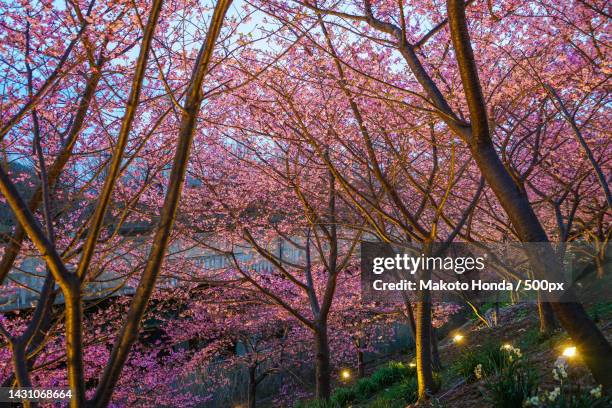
1, 238, 305, 311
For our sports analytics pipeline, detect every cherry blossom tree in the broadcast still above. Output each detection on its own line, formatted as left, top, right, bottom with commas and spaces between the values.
0, 0, 235, 406
246, 0, 611, 393
0, 0, 609, 406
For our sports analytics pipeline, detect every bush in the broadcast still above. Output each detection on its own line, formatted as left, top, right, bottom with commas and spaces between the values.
330, 387, 355, 406
352, 361, 412, 401
369, 361, 412, 387
452, 342, 510, 382
367, 376, 418, 408
484, 361, 539, 408
354, 377, 379, 398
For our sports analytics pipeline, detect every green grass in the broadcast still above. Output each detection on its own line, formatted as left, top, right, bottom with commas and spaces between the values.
296, 362, 416, 408
365, 376, 418, 407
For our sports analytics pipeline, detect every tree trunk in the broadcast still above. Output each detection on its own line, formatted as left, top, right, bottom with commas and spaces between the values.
9, 344, 32, 408
357, 342, 365, 378
595, 251, 605, 278
314, 325, 331, 401
430, 326, 442, 371
415, 283, 436, 401
403, 297, 417, 340
538, 297, 557, 336
493, 297, 500, 326
11, 342, 32, 394
248, 365, 257, 408
447, 0, 612, 390
64, 279, 85, 408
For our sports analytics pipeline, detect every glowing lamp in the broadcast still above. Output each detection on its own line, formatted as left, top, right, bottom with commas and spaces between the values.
453, 334, 464, 343
502, 343, 512, 350
409, 362, 416, 368
340, 369, 351, 380
562, 346, 577, 358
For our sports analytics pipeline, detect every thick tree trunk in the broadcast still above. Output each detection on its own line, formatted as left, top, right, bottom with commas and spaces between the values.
415, 284, 436, 401
314, 326, 331, 401
64, 279, 85, 408
447, 0, 612, 390
248, 365, 257, 408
